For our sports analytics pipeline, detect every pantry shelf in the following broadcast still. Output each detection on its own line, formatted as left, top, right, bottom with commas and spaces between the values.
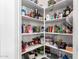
21, 0, 73, 59
22, 16, 44, 22
45, 32, 73, 36
22, 0, 43, 14
45, 17, 66, 23
45, 43, 73, 54
45, 0, 73, 14
22, 44, 43, 55
45, 11, 73, 23
22, 32, 44, 35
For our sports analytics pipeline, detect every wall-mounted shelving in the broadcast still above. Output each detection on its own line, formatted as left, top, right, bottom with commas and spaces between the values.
45, 17, 66, 23
22, 32, 44, 35
21, 0, 73, 59
45, 32, 73, 36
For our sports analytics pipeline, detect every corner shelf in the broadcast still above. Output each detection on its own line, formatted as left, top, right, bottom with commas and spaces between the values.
22, 16, 44, 22
22, 0, 43, 14
45, 43, 73, 54
45, 17, 66, 23
22, 44, 43, 55
45, 32, 73, 36
22, 32, 44, 35
45, 11, 73, 23
21, 0, 73, 58
45, 0, 73, 14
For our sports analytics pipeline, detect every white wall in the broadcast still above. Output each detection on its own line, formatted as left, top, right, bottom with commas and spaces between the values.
73, 0, 78, 59
0, 0, 19, 59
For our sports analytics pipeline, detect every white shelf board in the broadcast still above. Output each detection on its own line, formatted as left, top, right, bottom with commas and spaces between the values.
45, 17, 66, 23
45, 32, 73, 36
22, 0, 43, 14
22, 44, 43, 54
22, 16, 44, 22
22, 32, 44, 35
45, 0, 73, 14
45, 43, 73, 54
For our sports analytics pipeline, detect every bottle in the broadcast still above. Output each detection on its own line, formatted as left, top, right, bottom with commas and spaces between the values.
58, 12, 63, 19
29, 25, 33, 33
35, 9, 39, 19
29, 9, 32, 17
49, 26, 53, 32
54, 13, 57, 19
50, 15, 54, 21
46, 14, 50, 21
21, 6, 26, 16
22, 24, 25, 33
62, 25, 66, 33
59, 26, 63, 33
21, 9, 26, 16
41, 26, 44, 32
31, 40, 35, 46
32, 10, 36, 18
54, 25, 60, 33
22, 41, 26, 52
36, 26, 40, 32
